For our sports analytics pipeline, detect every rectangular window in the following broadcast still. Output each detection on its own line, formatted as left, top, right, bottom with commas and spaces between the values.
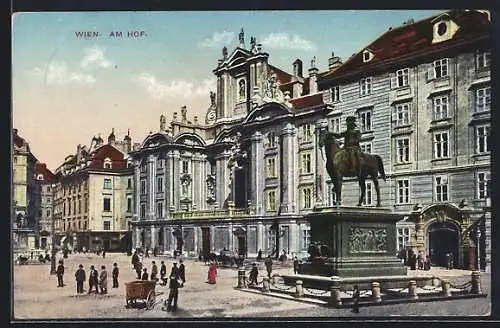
182, 160, 190, 174
360, 141, 372, 154
78, 199, 81, 213
428, 58, 449, 79
157, 176, 163, 193
157, 158, 164, 168
435, 175, 449, 202
391, 68, 410, 88
326, 182, 337, 207
103, 221, 111, 231
140, 204, 146, 219
301, 124, 314, 143
433, 96, 449, 120
140, 180, 146, 195
396, 138, 410, 163
267, 190, 277, 212
140, 162, 147, 173
47, 197, 51, 204
127, 178, 132, 189
68, 200, 71, 216
103, 198, 111, 211
475, 87, 491, 113
397, 228, 412, 251
46, 210, 51, 217
301, 187, 313, 209
359, 110, 372, 132
267, 132, 277, 148
84, 197, 88, 212
396, 179, 410, 204
395, 102, 411, 126
266, 157, 277, 178
331, 86, 341, 102
362, 181, 373, 206
47, 186, 51, 192
360, 77, 372, 96
300, 152, 312, 174
156, 201, 163, 218
330, 116, 341, 133
301, 229, 311, 251
103, 178, 112, 190
63, 203, 66, 216
476, 51, 491, 69
476, 125, 490, 154
433, 131, 449, 159
477, 172, 491, 199
127, 198, 132, 212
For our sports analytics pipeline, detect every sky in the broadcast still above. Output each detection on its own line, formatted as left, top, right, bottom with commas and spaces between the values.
12, 10, 444, 171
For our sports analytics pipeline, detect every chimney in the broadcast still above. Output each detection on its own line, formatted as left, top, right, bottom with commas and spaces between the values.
173, 112, 178, 121
13, 128, 18, 135
77, 144, 82, 163
181, 106, 187, 122
308, 56, 319, 94
293, 59, 303, 78
124, 129, 131, 153
194, 116, 198, 124
328, 51, 343, 70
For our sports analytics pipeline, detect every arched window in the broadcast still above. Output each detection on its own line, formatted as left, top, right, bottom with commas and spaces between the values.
103, 158, 112, 169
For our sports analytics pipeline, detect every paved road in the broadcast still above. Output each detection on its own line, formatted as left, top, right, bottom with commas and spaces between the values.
13, 253, 490, 319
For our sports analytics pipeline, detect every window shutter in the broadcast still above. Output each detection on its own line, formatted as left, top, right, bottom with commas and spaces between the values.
390, 74, 397, 89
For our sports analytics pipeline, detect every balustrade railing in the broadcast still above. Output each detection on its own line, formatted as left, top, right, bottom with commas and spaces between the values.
170, 207, 251, 219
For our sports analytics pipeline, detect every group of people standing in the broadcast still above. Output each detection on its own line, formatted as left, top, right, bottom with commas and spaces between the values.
74, 263, 120, 294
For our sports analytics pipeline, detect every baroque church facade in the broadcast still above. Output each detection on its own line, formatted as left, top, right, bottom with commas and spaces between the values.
130, 10, 491, 269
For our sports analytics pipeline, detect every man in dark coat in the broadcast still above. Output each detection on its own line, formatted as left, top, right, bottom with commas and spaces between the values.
293, 256, 299, 274
249, 263, 259, 286
178, 259, 186, 287
112, 263, 119, 288
151, 261, 158, 281
135, 261, 143, 279
264, 256, 273, 279
141, 268, 149, 280
132, 251, 139, 270
160, 261, 167, 285
56, 260, 65, 287
74, 264, 86, 293
88, 265, 99, 294
163, 262, 180, 312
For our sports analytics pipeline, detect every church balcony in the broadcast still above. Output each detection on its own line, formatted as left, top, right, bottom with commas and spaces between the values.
170, 208, 251, 220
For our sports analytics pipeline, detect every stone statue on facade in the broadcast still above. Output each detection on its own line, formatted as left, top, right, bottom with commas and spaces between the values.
210, 91, 216, 106
311, 56, 316, 69
250, 36, 257, 53
222, 46, 228, 59
239, 28, 245, 46
160, 114, 166, 131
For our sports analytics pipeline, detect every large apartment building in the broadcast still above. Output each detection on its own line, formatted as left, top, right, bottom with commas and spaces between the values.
129, 10, 491, 269
53, 131, 134, 252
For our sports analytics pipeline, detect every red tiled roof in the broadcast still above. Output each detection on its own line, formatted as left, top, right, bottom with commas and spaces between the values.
13, 130, 26, 148
289, 93, 324, 111
321, 10, 490, 81
88, 144, 127, 170
35, 162, 56, 182
269, 65, 293, 84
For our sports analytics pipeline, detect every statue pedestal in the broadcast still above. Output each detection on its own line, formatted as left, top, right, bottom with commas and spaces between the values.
300, 206, 407, 277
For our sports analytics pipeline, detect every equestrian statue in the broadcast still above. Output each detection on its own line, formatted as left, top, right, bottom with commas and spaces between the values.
318, 116, 386, 207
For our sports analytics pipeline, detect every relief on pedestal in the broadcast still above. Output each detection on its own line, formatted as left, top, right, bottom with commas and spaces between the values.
349, 227, 388, 253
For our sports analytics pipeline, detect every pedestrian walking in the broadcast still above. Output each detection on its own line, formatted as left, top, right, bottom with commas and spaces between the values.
207, 262, 217, 284
163, 262, 180, 312
160, 261, 167, 285
249, 263, 259, 286
293, 256, 299, 274
74, 264, 86, 294
178, 259, 186, 287
102, 250, 106, 259
257, 249, 263, 261
88, 265, 99, 294
56, 260, 65, 287
141, 268, 149, 280
99, 265, 108, 294
352, 284, 360, 313
264, 255, 273, 279
135, 260, 143, 279
131, 251, 139, 270
151, 261, 158, 281
112, 263, 119, 288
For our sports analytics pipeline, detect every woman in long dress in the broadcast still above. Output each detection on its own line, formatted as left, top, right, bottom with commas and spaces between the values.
207, 262, 217, 284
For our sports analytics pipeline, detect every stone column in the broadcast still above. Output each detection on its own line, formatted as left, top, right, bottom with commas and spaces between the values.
280, 123, 296, 213
166, 151, 175, 213
415, 215, 425, 253
441, 280, 451, 297
250, 131, 264, 215
289, 221, 298, 254
408, 280, 418, 299
471, 271, 482, 294
134, 163, 141, 219
257, 223, 263, 253
163, 226, 167, 251
295, 280, 304, 297
315, 120, 326, 207
150, 226, 157, 249
215, 152, 230, 210
210, 226, 215, 252
172, 150, 181, 211
148, 155, 155, 220
330, 284, 343, 307
131, 225, 137, 249
199, 154, 207, 211
371, 282, 381, 302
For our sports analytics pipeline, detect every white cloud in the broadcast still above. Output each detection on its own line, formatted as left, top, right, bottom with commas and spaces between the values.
260, 33, 317, 51
198, 31, 235, 48
30, 61, 96, 86
134, 73, 216, 100
80, 45, 113, 69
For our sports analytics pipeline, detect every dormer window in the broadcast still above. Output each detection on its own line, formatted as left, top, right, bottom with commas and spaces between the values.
431, 16, 459, 44
362, 50, 374, 63
103, 158, 112, 169
37, 174, 44, 180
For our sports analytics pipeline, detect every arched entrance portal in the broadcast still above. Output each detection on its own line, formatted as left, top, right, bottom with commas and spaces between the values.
427, 221, 459, 267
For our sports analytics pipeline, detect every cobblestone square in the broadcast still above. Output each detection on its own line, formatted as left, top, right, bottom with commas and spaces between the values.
13, 253, 490, 319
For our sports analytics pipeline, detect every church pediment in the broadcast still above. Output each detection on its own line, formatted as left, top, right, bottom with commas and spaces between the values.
174, 133, 205, 146
141, 133, 172, 149
243, 102, 293, 125
224, 48, 252, 67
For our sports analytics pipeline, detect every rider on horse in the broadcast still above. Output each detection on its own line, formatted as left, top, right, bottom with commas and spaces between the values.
332, 116, 363, 176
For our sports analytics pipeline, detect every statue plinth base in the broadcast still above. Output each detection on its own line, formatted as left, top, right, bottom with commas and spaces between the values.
299, 206, 407, 278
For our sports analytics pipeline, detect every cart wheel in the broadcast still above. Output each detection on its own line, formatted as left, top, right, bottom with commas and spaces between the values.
146, 290, 155, 310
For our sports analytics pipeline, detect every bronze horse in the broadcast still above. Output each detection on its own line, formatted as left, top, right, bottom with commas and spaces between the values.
318, 130, 386, 207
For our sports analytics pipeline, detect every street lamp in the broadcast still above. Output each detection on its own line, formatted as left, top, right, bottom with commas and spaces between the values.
476, 224, 481, 271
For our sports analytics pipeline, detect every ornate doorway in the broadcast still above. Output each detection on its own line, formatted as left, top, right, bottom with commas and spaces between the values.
202, 227, 211, 256
427, 221, 459, 267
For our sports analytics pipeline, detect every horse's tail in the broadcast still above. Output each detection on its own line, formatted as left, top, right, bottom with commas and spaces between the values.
375, 155, 386, 181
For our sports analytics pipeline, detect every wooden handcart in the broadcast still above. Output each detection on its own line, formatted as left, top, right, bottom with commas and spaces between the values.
125, 280, 161, 310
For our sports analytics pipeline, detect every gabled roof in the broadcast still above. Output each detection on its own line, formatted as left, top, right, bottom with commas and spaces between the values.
289, 93, 324, 111
35, 162, 55, 182
321, 10, 490, 82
